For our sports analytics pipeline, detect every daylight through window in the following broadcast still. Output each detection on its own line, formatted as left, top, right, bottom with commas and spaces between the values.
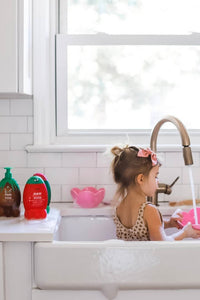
57, 0, 200, 135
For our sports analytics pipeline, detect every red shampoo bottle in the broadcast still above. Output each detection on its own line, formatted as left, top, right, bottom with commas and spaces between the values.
23, 176, 48, 219
33, 173, 51, 213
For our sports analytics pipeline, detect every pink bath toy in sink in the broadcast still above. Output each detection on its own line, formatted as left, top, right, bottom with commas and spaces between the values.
70, 187, 105, 208
178, 208, 200, 230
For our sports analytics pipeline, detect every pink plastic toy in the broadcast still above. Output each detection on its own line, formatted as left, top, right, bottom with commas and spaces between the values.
70, 187, 105, 208
178, 208, 200, 230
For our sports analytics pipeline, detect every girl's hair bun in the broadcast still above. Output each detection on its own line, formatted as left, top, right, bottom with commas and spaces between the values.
111, 146, 123, 157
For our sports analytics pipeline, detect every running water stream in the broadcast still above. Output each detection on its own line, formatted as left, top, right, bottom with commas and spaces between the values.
188, 166, 198, 225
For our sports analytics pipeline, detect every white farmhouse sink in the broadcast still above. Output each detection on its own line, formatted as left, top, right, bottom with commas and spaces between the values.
34, 206, 200, 296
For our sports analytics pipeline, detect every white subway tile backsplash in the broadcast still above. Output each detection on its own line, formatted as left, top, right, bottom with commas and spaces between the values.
27, 153, 62, 167
0, 116, 27, 133
45, 168, 79, 185
12, 167, 44, 185
158, 167, 182, 184
62, 185, 73, 203
182, 167, 200, 185
79, 168, 113, 185
97, 152, 112, 168
165, 152, 185, 167
0, 100, 9, 115
50, 185, 62, 202
97, 184, 116, 204
62, 153, 96, 167
0, 168, 6, 180
166, 184, 197, 202
27, 116, 33, 133
61, 184, 89, 203
0, 151, 27, 167
0, 134, 9, 150
192, 152, 200, 165
166, 151, 199, 167
19, 184, 25, 196
11, 133, 33, 150
11, 99, 33, 116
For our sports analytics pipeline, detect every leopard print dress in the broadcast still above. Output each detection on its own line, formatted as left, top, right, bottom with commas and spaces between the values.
113, 202, 150, 241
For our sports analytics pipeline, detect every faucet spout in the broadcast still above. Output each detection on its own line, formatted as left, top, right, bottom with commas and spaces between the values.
150, 115, 193, 165
149, 115, 193, 206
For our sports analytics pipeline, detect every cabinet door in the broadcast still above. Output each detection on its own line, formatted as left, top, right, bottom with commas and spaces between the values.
0, 243, 4, 300
0, 0, 18, 92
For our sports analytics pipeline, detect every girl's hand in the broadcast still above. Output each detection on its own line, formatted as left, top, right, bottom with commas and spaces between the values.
166, 208, 183, 229
183, 222, 200, 239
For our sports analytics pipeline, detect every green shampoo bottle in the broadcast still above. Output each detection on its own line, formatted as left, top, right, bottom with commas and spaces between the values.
0, 167, 21, 217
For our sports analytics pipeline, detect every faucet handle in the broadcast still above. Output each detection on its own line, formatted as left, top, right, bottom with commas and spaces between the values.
148, 176, 180, 206
169, 176, 180, 188
157, 176, 180, 195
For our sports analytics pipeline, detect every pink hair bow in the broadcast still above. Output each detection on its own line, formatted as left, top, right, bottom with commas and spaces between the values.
137, 148, 158, 166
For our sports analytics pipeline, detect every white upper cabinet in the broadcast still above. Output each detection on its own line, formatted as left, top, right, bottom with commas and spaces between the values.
0, 243, 4, 299
0, 0, 32, 94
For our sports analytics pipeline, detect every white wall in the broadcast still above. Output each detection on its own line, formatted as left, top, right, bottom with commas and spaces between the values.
0, 97, 199, 205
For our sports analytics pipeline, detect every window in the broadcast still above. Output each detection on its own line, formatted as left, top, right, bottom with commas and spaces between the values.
34, 1, 200, 148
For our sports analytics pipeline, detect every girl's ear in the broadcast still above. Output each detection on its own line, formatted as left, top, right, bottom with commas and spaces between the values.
136, 173, 144, 185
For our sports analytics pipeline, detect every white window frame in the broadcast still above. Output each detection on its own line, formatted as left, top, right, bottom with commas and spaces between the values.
31, 0, 200, 152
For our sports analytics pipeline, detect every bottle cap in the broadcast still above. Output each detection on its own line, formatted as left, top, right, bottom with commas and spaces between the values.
26, 176, 45, 185
4, 167, 12, 179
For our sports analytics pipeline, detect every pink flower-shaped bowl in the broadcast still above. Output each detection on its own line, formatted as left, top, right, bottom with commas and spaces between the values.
178, 208, 200, 230
70, 187, 105, 208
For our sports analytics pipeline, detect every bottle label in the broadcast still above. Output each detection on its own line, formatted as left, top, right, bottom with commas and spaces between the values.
0, 182, 21, 217
0, 183, 15, 207
23, 183, 48, 210
27, 191, 44, 207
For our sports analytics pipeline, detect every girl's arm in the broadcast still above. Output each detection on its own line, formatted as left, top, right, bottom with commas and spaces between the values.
164, 208, 183, 229
144, 204, 200, 241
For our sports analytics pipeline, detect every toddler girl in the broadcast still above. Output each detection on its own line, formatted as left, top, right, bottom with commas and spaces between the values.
111, 145, 200, 241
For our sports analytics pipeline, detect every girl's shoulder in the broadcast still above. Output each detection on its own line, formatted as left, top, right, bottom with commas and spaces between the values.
143, 202, 157, 212
145, 202, 159, 210
144, 202, 163, 222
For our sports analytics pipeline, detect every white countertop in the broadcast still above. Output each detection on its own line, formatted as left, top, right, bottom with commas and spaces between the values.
52, 202, 115, 216
51, 202, 194, 217
0, 203, 195, 242
0, 208, 61, 242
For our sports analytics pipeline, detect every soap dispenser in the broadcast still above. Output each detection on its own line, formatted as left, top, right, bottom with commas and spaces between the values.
23, 175, 48, 220
0, 167, 21, 217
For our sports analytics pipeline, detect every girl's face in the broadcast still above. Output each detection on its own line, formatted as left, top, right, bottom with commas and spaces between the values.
141, 165, 159, 197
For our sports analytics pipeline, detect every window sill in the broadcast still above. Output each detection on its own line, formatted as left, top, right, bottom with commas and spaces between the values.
26, 144, 110, 153
0, 93, 33, 99
25, 144, 200, 153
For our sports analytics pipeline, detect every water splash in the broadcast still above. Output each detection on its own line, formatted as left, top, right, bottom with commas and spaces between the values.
188, 166, 198, 225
